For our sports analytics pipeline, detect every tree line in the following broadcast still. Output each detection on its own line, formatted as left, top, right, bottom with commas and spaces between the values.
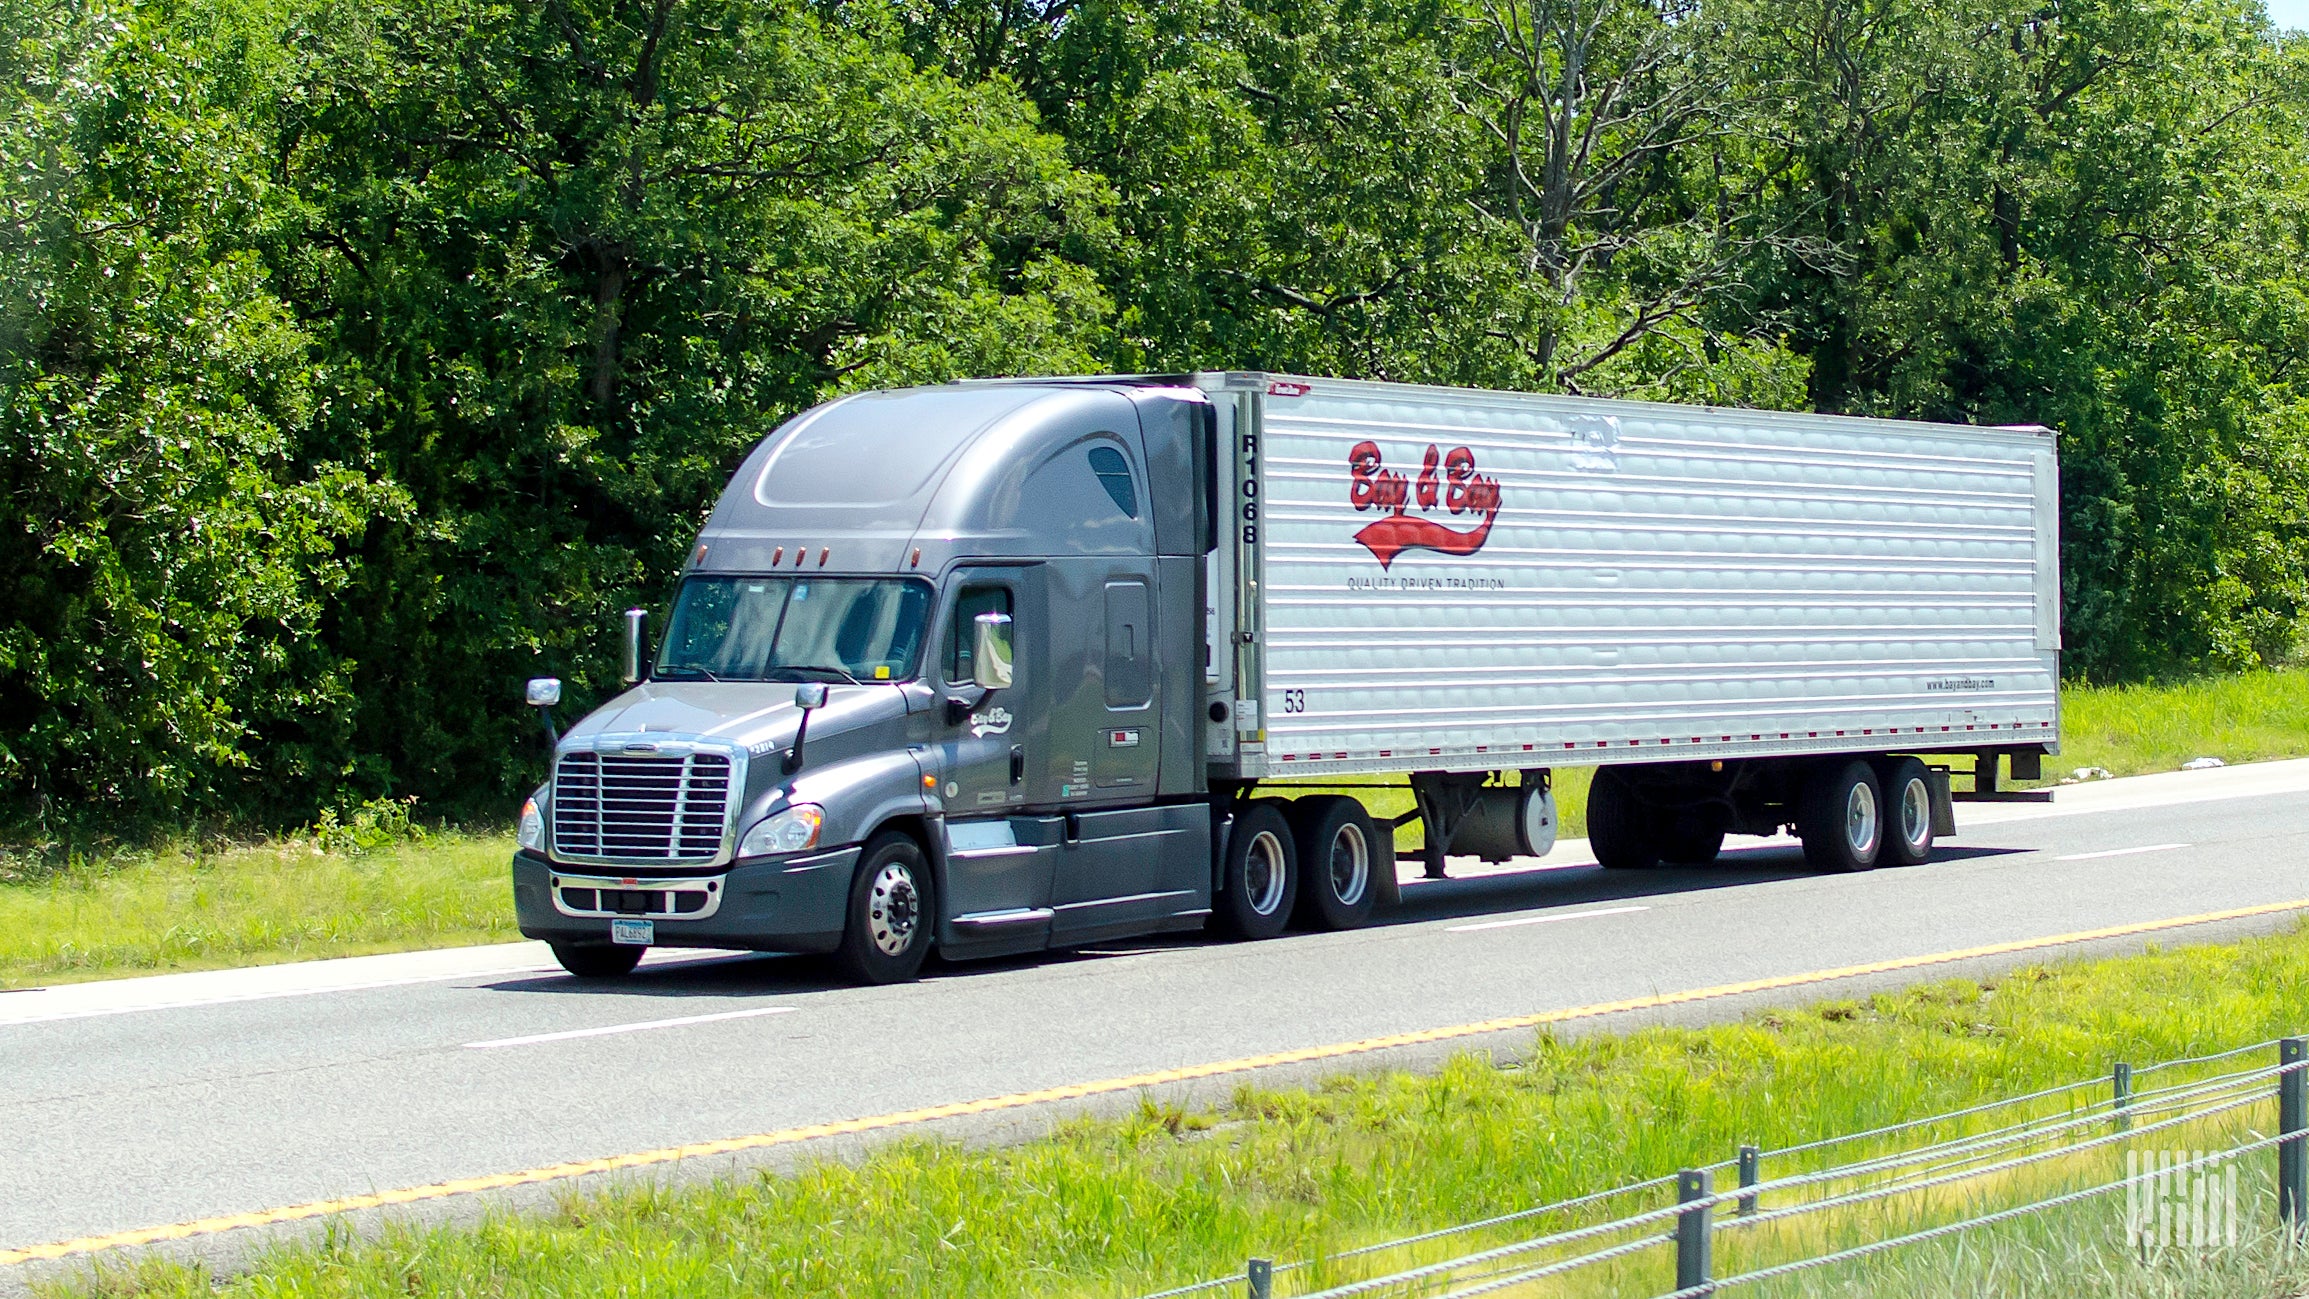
3, 0, 2305, 833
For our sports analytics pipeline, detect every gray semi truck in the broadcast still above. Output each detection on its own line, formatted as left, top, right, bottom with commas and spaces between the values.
512, 374, 2060, 982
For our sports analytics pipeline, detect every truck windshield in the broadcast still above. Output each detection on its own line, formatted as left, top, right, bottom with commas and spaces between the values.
654, 577, 932, 683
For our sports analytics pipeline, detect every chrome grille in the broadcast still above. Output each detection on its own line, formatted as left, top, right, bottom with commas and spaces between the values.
551, 751, 733, 863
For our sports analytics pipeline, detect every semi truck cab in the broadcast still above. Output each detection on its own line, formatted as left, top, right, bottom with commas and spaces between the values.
513, 379, 1239, 982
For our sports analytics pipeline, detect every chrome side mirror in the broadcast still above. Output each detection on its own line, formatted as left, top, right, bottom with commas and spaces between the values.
622, 608, 646, 684
525, 677, 562, 747
784, 683, 828, 774
972, 611, 1014, 691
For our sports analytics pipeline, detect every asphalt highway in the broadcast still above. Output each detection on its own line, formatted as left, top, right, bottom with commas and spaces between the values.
7, 760, 2309, 1282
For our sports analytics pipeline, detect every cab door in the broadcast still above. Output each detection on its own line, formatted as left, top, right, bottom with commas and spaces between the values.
931, 569, 1049, 924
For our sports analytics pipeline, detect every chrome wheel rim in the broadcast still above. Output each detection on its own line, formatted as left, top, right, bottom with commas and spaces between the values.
1900, 777, 1932, 851
1844, 780, 1881, 859
866, 861, 920, 956
1328, 824, 1370, 907
1244, 829, 1288, 916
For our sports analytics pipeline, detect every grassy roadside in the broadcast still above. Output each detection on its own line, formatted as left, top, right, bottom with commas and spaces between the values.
47, 924, 2309, 1298
0, 833, 518, 989
6, 667, 2306, 988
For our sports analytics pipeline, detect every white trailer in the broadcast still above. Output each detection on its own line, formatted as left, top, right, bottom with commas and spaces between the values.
1198, 373, 2059, 876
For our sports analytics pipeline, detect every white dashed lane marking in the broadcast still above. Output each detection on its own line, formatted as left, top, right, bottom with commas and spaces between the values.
1447, 905, 1650, 933
464, 1005, 795, 1049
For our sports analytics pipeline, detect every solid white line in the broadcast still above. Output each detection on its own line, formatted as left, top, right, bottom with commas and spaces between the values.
1447, 905, 1650, 933
2054, 843, 2191, 862
464, 1005, 795, 1049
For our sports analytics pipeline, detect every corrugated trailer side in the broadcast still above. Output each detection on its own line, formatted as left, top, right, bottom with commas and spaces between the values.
1206, 374, 2060, 780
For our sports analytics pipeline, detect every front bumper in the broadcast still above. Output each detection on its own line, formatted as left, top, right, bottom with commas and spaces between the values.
513, 846, 860, 954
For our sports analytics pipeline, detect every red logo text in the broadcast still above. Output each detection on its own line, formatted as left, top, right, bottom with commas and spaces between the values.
1347, 441, 1502, 568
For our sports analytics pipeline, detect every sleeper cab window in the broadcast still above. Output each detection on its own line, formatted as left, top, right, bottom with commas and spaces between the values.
947, 586, 1013, 685
1088, 444, 1138, 519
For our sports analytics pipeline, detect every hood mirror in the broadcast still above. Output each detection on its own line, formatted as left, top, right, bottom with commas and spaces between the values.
525, 677, 562, 747
784, 682, 829, 774
972, 612, 1014, 691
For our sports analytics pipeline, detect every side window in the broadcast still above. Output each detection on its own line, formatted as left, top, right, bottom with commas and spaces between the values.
946, 586, 1013, 685
1087, 444, 1138, 519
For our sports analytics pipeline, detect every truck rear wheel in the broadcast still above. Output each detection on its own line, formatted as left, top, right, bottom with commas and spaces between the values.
551, 943, 643, 979
1877, 757, 1935, 866
1797, 760, 1884, 872
1588, 769, 1662, 870
1215, 802, 1298, 939
835, 830, 935, 984
1658, 816, 1725, 865
1289, 796, 1379, 931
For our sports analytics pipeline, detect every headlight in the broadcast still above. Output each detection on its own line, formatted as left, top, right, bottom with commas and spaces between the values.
740, 804, 824, 858
516, 797, 545, 852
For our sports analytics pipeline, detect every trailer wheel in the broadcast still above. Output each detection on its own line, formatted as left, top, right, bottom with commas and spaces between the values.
834, 830, 935, 984
1588, 769, 1662, 870
1289, 796, 1379, 931
1797, 761, 1884, 872
551, 943, 644, 979
1658, 816, 1725, 865
1877, 757, 1935, 866
1215, 802, 1298, 940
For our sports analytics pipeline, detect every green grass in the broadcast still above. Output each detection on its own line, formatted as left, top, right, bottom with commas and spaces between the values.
0, 832, 517, 989
2030, 668, 2309, 782
42, 924, 2309, 1299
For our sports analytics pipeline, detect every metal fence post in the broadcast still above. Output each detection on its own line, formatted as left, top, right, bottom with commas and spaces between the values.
1246, 1257, 1272, 1299
1676, 1168, 1714, 1296
2282, 1038, 2306, 1237
2113, 1061, 2132, 1132
1737, 1144, 1760, 1216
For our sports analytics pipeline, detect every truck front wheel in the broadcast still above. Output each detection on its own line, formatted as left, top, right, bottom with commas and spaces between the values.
1215, 802, 1298, 940
835, 831, 936, 984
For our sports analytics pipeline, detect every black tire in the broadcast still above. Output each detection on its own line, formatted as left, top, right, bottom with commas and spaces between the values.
835, 831, 935, 985
1588, 768, 1663, 870
1877, 756, 1936, 866
552, 942, 644, 979
1796, 760, 1884, 873
1215, 801, 1298, 939
1289, 796, 1380, 931
1658, 815, 1725, 865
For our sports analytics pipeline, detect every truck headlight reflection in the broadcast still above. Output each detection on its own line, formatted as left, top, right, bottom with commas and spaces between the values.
740, 804, 824, 858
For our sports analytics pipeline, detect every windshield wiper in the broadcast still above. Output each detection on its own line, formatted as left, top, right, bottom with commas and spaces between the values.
770, 664, 862, 685
653, 665, 721, 682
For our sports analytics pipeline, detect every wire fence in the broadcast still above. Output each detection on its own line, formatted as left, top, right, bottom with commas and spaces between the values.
1138, 1036, 2309, 1299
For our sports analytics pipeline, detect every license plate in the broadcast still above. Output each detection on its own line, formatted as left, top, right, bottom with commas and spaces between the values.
610, 918, 654, 946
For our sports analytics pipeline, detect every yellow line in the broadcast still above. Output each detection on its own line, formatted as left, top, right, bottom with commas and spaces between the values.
8, 896, 2305, 1268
